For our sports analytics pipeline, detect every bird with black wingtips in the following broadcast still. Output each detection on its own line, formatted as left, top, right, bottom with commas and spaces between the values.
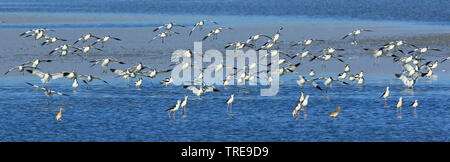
380, 86, 390, 106
189, 19, 218, 36
167, 100, 181, 120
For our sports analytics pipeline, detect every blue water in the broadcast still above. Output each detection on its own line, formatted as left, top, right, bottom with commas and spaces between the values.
0, 0, 449, 142
0, 75, 449, 142
0, 0, 449, 24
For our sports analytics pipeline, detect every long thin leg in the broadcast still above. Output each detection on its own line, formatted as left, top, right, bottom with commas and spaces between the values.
230, 103, 232, 114
168, 111, 171, 120
173, 111, 176, 120
227, 104, 229, 113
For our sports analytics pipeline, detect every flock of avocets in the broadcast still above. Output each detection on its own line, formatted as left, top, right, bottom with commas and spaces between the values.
4, 19, 449, 121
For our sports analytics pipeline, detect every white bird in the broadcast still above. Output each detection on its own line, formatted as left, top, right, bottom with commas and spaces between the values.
410, 99, 418, 113
135, 77, 143, 88
380, 86, 390, 105
26, 82, 69, 97
92, 35, 121, 47
149, 30, 179, 43
246, 34, 272, 44
225, 42, 254, 50
167, 100, 181, 120
344, 64, 351, 73
90, 58, 125, 73
22, 59, 53, 69
342, 29, 372, 44
183, 84, 219, 97
4, 65, 35, 75
160, 77, 174, 86
202, 27, 232, 41
309, 69, 316, 77
139, 68, 172, 79
395, 74, 419, 88
72, 78, 79, 88
291, 39, 324, 50
189, 19, 218, 36
396, 97, 403, 109
79, 74, 108, 85
73, 33, 100, 45
226, 93, 235, 113
364, 48, 384, 59
26, 70, 66, 83
41, 34, 67, 46
154, 23, 186, 32
180, 95, 189, 115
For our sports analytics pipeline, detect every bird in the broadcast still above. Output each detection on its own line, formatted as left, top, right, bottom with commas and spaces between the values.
20, 28, 53, 40
135, 77, 143, 88
92, 35, 121, 47
49, 44, 75, 57
327, 106, 342, 119
202, 27, 232, 41
189, 19, 218, 36
226, 93, 235, 114
55, 107, 64, 121
395, 74, 419, 88
288, 50, 313, 60
4, 65, 35, 76
225, 42, 254, 50
183, 83, 219, 97
342, 29, 372, 44
160, 77, 174, 86
153, 22, 186, 32
26, 70, 66, 83
73, 45, 103, 55
338, 72, 347, 79
344, 64, 351, 73
149, 30, 179, 43
73, 33, 100, 45
410, 99, 418, 114
246, 34, 272, 44
300, 95, 310, 116
309, 69, 316, 77
363, 48, 384, 59
396, 97, 403, 109
440, 56, 450, 63
41, 34, 67, 46
127, 62, 149, 73
78, 74, 109, 86
291, 39, 324, 50
90, 58, 125, 73
180, 95, 188, 116
22, 59, 53, 69
167, 100, 181, 120
292, 102, 302, 118
26, 82, 69, 97
408, 46, 440, 55
72, 78, 79, 88
314, 77, 349, 88
380, 86, 390, 106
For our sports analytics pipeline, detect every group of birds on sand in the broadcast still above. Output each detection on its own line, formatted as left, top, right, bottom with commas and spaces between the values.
5, 19, 448, 121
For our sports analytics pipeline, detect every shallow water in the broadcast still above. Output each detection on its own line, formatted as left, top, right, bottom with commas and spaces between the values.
0, 0, 449, 142
0, 74, 449, 142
